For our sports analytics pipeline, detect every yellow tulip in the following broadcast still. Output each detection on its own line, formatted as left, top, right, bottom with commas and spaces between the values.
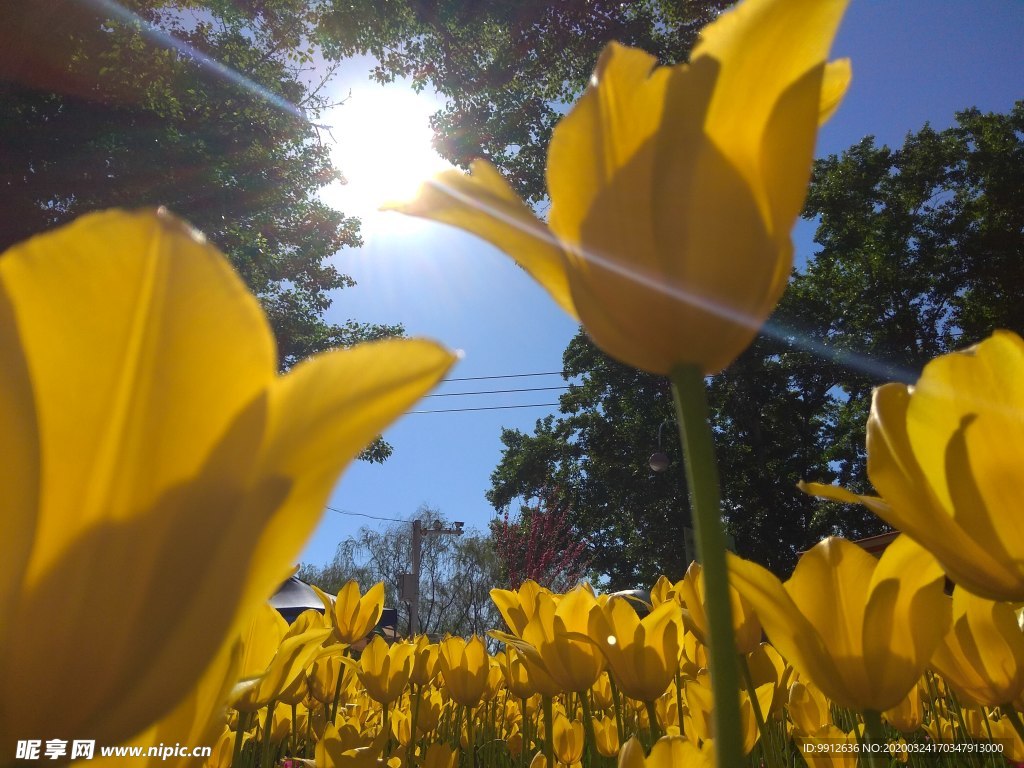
590, 673, 614, 711
802, 331, 1024, 601
747, 643, 792, 716
437, 635, 490, 708
617, 735, 713, 768
229, 605, 327, 713
0, 208, 455, 748
201, 728, 234, 768
389, 707, 412, 746
883, 685, 923, 734
519, 587, 606, 694
787, 680, 831, 737
309, 651, 356, 705
654, 692, 681, 734
593, 717, 620, 758
502, 647, 539, 700
649, 576, 681, 609
414, 687, 444, 735
989, 713, 1024, 762
588, 596, 683, 703
677, 561, 763, 655
390, 0, 850, 376
491, 580, 549, 637
410, 636, 440, 687
929, 586, 1024, 706
552, 715, 585, 767
314, 722, 388, 768
685, 673, 771, 755
729, 535, 950, 711
421, 742, 458, 768
357, 636, 414, 705
680, 630, 708, 680
333, 580, 386, 646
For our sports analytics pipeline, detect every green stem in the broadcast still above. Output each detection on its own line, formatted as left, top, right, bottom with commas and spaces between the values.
673, 670, 685, 738
329, 664, 345, 725
670, 365, 743, 768
520, 697, 529, 768
1002, 703, 1024, 746
607, 675, 625, 748
542, 695, 555, 768
290, 703, 298, 757
407, 683, 422, 766
861, 709, 889, 768
260, 701, 276, 768
232, 711, 250, 768
644, 700, 661, 744
739, 655, 778, 768
581, 691, 599, 767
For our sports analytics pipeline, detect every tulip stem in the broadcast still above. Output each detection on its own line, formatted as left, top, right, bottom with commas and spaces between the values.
861, 709, 888, 768
581, 690, 599, 766
542, 695, 556, 768
644, 700, 661, 743
520, 698, 529, 768
739, 655, 779, 768
232, 711, 250, 768
670, 364, 743, 768
260, 701, 276, 768
607, 675, 625, 748
1004, 704, 1024, 746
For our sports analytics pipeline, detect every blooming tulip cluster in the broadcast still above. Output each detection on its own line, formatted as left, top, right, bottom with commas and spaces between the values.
184, 573, 1024, 768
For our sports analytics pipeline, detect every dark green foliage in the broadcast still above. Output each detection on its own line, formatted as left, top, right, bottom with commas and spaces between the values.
1, 0, 402, 373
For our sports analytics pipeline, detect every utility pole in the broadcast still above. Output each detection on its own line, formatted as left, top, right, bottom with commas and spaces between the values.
402, 519, 464, 637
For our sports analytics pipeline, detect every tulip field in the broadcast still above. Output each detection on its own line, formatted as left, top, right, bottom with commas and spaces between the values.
210, 569, 1024, 768
3, 0, 1022, 764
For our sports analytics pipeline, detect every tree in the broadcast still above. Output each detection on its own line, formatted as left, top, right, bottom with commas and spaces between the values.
298, 506, 501, 637
1, 0, 402, 374
490, 485, 591, 590
317, 0, 731, 202
488, 104, 1024, 579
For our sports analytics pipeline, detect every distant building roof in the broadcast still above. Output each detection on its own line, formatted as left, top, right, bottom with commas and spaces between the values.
269, 576, 329, 624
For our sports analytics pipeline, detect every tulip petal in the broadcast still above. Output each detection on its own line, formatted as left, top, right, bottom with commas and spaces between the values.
1, 209, 273, 581
861, 535, 948, 710
868, 383, 1021, 599
388, 162, 577, 319
786, 539, 874, 687
243, 340, 455, 612
548, 42, 776, 375
1, 210, 278, 743
728, 552, 850, 707
693, 0, 849, 216
0, 283, 38, 629
819, 59, 852, 124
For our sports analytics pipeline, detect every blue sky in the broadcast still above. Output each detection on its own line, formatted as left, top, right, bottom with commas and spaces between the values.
299, 0, 1023, 568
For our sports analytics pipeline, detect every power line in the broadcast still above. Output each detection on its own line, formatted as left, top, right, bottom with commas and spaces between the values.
326, 505, 407, 523
441, 371, 567, 382
426, 385, 570, 398
409, 402, 562, 414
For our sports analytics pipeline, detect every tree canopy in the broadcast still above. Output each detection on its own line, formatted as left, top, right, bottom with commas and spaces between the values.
488, 104, 1024, 584
1, 0, 401, 375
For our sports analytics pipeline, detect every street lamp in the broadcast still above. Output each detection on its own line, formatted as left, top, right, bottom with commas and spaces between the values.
402, 519, 464, 636
649, 419, 673, 472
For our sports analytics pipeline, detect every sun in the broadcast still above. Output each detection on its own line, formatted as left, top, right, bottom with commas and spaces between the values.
323, 87, 452, 219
